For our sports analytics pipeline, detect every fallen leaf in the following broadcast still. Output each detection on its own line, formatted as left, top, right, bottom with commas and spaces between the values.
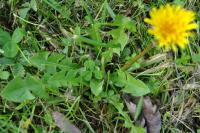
125, 99, 136, 118
124, 95, 161, 133
124, 95, 146, 128
52, 111, 81, 133
143, 97, 161, 133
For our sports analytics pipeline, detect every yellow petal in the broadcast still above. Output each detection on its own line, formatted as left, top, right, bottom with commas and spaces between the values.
186, 23, 198, 30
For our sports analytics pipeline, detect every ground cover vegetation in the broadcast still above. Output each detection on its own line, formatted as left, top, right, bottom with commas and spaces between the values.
0, 0, 200, 133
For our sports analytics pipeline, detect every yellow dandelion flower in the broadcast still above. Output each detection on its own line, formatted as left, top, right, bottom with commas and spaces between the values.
145, 4, 198, 51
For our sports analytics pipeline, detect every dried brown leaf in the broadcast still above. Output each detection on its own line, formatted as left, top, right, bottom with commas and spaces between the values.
52, 111, 81, 133
125, 100, 136, 118
143, 97, 161, 133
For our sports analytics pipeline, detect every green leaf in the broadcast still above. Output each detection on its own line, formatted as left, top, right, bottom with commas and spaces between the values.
102, 49, 113, 63
1, 77, 48, 102
66, 69, 79, 86
21, 2, 30, 7
12, 63, 25, 77
111, 70, 126, 87
0, 29, 18, 57
176, 55, 190, 65
18, 8, 30, 18
112, 70, 150, 96
47, 69, 80, 88
130, 126, 146, 133
123, 74, 150, 96
192, 54, 200, 62
106, 15, 136, 55
30, 52, 74, 72
1, 77, 35, 102
43, 0, 62, 13
12, 28, 25, 44
84, 60, 95, 71
2, 28, 25, 58
94, 70, 103, 79
75, 35, 118, 48
113, 15, 136, 32
0, 57, 14, 65
104, 0, 115, 19
80, 0, 94, 24
90, 80, 104, 96
0, 28, 11, 45
47, 70, 67, 88
3, 41, 18, 58
106, 91, 124, 112
43, 0, 71, 19
61, 38, 73, 46
26, 76, 48, 99
46, 53, 65, 73
89, 23, 101, 42
30, 0, 37, 11
0, 71, 10, 80
30, 52, 49, 69
109, 28, 128, 55
81, 70, 92, 81
173, 0, 185, 6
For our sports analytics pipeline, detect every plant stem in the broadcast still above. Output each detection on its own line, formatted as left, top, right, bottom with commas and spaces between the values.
17, 45, 31, 65
121, 43, 154, 71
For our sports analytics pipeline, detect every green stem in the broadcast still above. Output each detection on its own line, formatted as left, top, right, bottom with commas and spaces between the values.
17, 45, 31, 65
121, 43, 154, 71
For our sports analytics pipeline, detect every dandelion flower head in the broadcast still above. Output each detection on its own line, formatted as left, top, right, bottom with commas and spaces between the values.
145, 4, 198, 51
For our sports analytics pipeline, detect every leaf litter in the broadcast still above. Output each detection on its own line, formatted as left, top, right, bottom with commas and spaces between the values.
52, 111, 81, 133
125, 96, 161, 133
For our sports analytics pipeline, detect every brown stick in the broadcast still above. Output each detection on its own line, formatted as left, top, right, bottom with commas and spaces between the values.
121, 43, 155, 71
